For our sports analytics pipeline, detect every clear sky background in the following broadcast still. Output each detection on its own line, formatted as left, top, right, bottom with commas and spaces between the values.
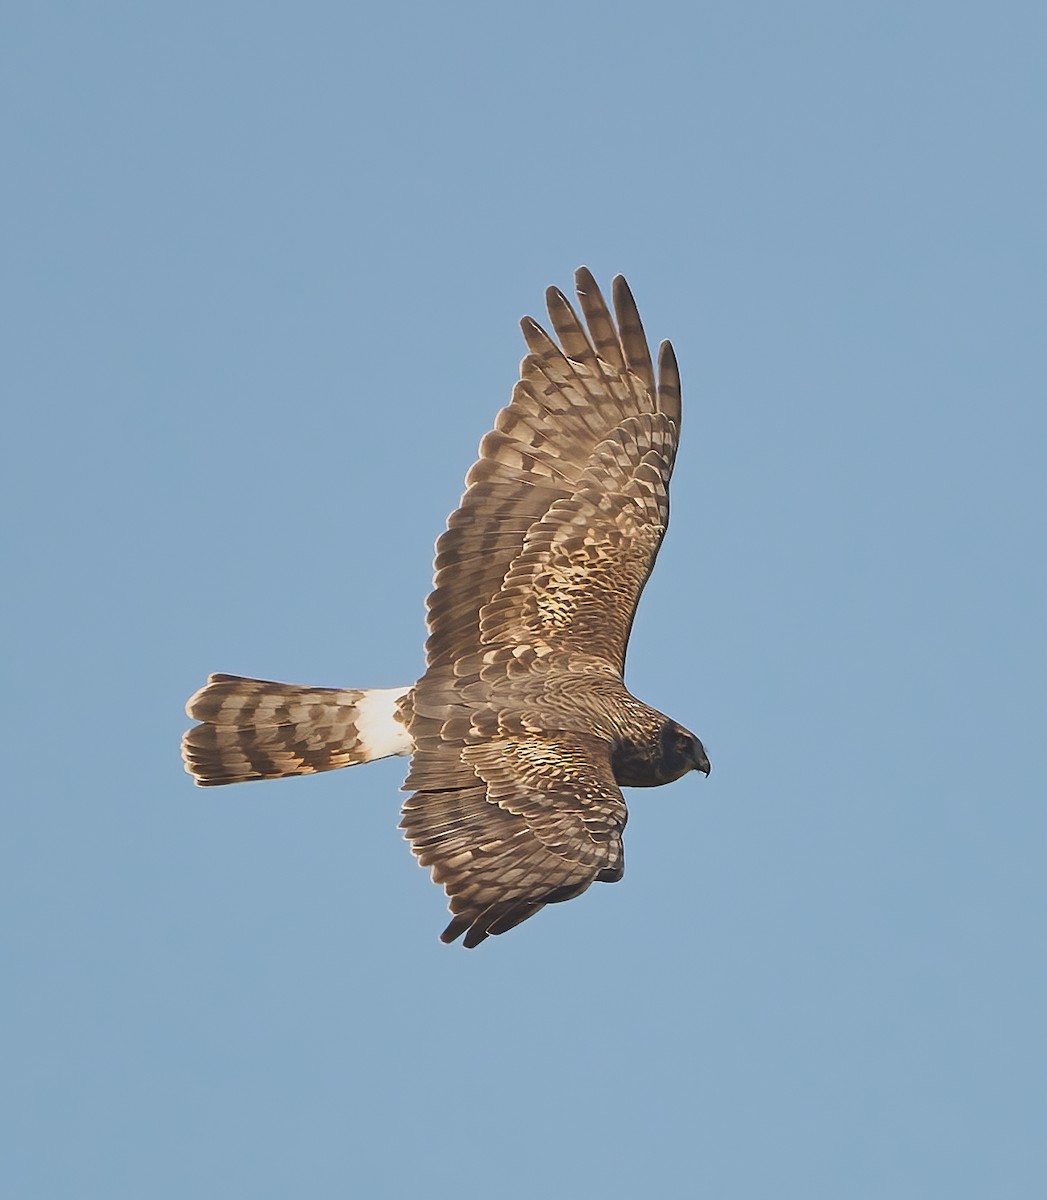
4, 3, 1045, 1197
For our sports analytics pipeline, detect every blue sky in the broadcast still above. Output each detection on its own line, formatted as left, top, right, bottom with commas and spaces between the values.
4, 2, 1045, 1196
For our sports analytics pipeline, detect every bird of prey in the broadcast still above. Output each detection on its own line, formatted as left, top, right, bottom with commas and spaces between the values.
182, 268, 710, 947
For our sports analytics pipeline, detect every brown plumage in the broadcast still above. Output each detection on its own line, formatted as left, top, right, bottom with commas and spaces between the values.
182, 675, 411, 786
183, 268, 710, 947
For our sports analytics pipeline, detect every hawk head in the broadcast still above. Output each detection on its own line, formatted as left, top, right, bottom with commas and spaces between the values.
660, 720, 711, 783
611, 717, 710, 788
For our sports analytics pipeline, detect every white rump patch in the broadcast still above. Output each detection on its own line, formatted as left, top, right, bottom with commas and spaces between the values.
355, 688, 414, 760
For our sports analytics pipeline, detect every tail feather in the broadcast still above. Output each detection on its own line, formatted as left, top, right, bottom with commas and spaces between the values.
182, 673, 413, 787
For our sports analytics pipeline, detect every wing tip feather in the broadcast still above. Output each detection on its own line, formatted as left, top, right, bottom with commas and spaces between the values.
657, 339, 682, 429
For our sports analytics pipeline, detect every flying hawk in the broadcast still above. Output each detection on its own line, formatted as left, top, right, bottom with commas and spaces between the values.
182, 269, 710, 946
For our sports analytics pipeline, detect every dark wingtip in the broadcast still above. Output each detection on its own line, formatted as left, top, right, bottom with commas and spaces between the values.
440, 913, 476, 946
611, 274, 656, 395
520, 313, 558, 357
657, 339, 682, 429
574, 265, 597, 292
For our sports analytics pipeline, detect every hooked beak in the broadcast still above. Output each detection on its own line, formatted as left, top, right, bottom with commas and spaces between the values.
694, 744, 711, 777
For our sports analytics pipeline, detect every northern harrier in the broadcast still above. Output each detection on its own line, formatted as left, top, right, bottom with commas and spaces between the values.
182, 269, 710, 946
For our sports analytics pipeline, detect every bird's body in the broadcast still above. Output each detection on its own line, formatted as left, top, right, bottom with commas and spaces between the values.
183, 269, 710, 946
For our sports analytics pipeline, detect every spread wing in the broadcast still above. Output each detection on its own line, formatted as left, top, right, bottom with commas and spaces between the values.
424, 267, 681, 675
400, 727, 627, 948
402, 270, 682, 945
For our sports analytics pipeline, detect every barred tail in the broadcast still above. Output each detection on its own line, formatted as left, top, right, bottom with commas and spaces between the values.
182, 673, 414, 787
